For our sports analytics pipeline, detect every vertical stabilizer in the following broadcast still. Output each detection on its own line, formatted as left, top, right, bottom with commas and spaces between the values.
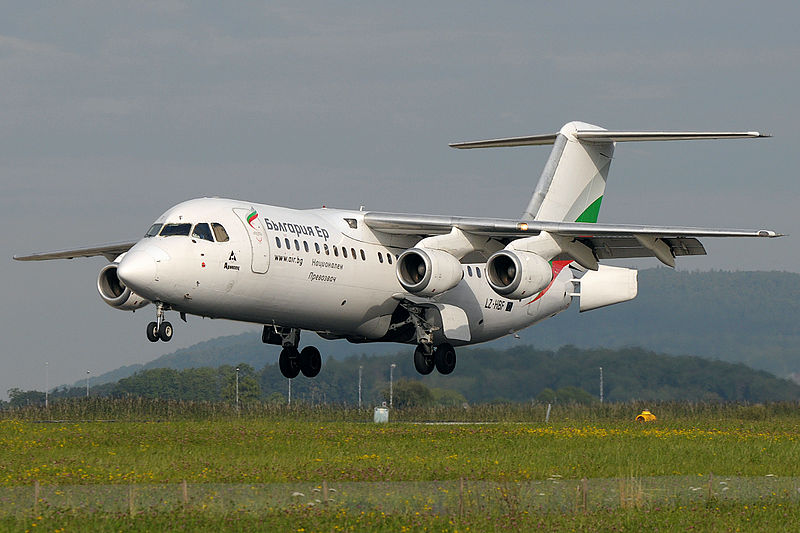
449, 122, 766, 223
522, 121, 613, 223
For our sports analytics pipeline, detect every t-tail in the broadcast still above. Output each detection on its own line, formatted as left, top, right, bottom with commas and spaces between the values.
450, 121, 769, 223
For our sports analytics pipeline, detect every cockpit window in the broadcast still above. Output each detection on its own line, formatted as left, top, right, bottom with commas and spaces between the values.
145, 224, 162, 237
192, 223, 214, 242
211, 223, 230, 242
160, 223, 192, 237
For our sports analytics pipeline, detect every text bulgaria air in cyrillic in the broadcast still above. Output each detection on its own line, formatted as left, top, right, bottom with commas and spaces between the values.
263, 218, 330, 241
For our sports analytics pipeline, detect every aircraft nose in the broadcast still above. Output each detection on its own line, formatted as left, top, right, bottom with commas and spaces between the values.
117, 250, 157, 292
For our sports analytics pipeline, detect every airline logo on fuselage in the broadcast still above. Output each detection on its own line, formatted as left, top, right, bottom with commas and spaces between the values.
263, 217, 331, 241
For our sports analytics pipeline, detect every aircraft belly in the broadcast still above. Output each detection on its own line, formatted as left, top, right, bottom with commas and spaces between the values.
182, 256, 400, 335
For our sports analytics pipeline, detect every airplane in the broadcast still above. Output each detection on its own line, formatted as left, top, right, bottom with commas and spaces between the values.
14, 121, 782, 379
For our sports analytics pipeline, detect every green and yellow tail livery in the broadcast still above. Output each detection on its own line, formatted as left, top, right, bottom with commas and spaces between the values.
450, 121, 768, 224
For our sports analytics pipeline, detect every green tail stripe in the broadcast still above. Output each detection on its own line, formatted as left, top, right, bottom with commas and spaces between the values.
575, 196, 603, 223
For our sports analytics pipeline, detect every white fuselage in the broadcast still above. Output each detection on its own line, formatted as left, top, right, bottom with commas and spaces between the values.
118, 198, 573, 347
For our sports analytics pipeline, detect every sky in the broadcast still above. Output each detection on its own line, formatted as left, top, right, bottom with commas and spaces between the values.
2, 2, 798, 399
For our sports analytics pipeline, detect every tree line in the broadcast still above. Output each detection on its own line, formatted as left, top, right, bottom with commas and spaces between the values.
5, 344, 799, 409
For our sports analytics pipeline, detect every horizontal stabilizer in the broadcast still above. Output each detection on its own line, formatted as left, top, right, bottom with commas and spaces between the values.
450, 130, 768, 148
574, 131, 769, 142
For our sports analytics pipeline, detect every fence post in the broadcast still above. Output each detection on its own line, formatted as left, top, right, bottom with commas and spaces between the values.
582, 477, 588, 513
182, 480, 188, 505
459, 477, 464, 518
128, 485, 135, 517
34, 479, 39, 515
545, 403, 552, 423
708, 472, 714, 500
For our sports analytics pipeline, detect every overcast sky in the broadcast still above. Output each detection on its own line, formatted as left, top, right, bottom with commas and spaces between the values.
2, 2, 798, 398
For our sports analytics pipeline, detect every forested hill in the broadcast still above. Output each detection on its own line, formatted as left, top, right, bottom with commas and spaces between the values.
516, 269, 800, 376
72, 345, 800, 405
84, 269, 800, 388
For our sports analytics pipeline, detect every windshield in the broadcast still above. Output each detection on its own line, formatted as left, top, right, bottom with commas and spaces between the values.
160, 223, 192, 237
211, 223, 230, 242
144, 224, 162, 237
192, 223, 214, 242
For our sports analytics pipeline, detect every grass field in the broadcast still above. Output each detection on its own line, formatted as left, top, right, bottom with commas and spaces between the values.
2, 399, 800, 531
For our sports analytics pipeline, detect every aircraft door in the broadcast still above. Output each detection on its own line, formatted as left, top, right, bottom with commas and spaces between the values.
233, 208, 270, 274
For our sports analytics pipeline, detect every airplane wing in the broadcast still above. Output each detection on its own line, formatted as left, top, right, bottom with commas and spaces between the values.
13, 241, 138, 262
363, 212, 782, 265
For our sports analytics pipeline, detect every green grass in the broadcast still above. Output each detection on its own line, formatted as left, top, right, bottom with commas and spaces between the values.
2, 411, 800, 484
4, 501, 800, 532
2, 399, 800, 530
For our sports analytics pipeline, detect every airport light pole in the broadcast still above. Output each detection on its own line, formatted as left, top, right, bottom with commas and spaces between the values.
85, 370, 90, 398
358, 365, 363, 409
599, 366, 604, 404
389, 363, 396, 408
45, 362, 49, 409
235, 367, 240, 411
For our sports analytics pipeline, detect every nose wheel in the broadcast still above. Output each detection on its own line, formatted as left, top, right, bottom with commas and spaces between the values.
146, 303, 173, 342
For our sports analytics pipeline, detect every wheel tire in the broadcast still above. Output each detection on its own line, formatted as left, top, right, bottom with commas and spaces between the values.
158, 321, 173, 342
299, 346, 322, 378
413, 344, 435, 375
434, 343, 457, 375
146, 322, 159, 342
279, 347, 301, 379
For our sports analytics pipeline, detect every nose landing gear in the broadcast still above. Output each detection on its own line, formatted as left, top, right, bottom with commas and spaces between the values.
146, 302, 173, 343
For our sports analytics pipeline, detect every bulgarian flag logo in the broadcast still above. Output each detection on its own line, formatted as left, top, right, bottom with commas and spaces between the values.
246, 210, 259, 229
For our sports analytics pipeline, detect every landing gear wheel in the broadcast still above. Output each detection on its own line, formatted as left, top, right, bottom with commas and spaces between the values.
434, 343, 457, 375
158, 321, 173, 342
279, 346, 301, 379
299, 346, 322, 378
146, 322, 159, 342
413, 344, 435, 375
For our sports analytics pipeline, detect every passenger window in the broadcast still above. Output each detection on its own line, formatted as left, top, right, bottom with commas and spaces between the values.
324, 244, 330, 255
285, 238, 290, 249
476, 267, 482, 278
360, 249, 366, 261
378, 252, 383, 263
315, 243, 320, 254
211, 223, 230, 242
145, 224, 162, 237
304, 241, 309, 253
467, 266, 473, 277
333, 246, 339, 257
160, 223, 192, 237
351, 248, 357, 260
387, 253, 393, 265
342, 247, 348, 258
275, 237, 281, 248
192, 223, 214, 242
294, 239, 300, 251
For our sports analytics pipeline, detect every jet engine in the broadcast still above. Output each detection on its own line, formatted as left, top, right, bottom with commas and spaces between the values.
397, 248, 463, 297
97, 263, 150, 311
486, 250, 553, 299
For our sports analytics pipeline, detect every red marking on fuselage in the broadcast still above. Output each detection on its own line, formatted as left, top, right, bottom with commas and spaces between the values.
528, 260, 572, 304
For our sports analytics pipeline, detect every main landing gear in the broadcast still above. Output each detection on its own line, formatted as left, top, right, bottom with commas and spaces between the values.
263, 325, 323, 379
397, 301, 457, 376
146, 302, 173, 342
413, 342, 456, 375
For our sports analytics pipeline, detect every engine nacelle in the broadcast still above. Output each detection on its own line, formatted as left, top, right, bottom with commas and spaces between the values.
97, 263, 150, 311
486, 250, 553, 299
396, 248, 463, 297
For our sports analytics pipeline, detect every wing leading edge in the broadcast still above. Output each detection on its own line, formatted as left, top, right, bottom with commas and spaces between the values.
13, 241, 138, 262
363, 212, 781, 264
